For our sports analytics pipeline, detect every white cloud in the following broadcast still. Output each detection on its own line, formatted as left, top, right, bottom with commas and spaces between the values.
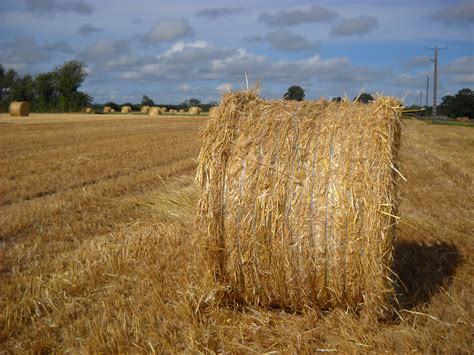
401, 56, 431, 68
77, 40, 138, 68
330, 16, 379, 37
141, 18, 194, 43
432, 1, 474, 26
246, 29, 317, 51
259, 5, 339, 27
77, 23, 103, 35
196, 7, 245, 19
25, 0, 94, 15
216, 83, 233, 93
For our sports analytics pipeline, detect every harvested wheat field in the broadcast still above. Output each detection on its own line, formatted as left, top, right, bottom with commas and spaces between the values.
0, 112, 472, 353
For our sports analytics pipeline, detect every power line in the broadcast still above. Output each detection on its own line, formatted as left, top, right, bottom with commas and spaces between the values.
426, 46, 447, 122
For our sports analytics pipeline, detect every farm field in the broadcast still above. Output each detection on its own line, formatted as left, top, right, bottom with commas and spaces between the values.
0, 113, 472, 353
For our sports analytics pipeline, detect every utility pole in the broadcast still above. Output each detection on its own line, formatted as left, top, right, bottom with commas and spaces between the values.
425, 75, 429, 117
426, 46, 447, 122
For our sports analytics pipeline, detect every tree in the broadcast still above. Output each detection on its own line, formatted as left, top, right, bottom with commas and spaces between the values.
354, 93, 374, 103
54, 60, 88, 112
439, 88, 474, 119
188, 98, 201, 107
332, 96, 342, 102
284, 86, 305, 101
104, 101, 120, 111
141, 94, 155, 106
35, 72, 57, 112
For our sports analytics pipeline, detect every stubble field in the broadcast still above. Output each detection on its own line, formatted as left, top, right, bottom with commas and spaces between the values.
0, 113, 472, 353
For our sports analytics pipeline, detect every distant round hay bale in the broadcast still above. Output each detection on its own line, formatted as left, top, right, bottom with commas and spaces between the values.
9, 101, 29, 117
121, 106, 132, 114
104, 106, 112, 113
169, 109, 178, 113
197, 90, 403, 314
208, 106, 218, 115
111, 109, 115, 113
456, 116, 469, 123
188, 106, 201, 115
141, 106, 150, 113
85, 107, 93, 114
160, 107, 168, 113
148, 107, 161, 116
178, 109, 186, 113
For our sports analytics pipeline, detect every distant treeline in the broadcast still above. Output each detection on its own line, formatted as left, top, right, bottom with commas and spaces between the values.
0, 61, 91, 113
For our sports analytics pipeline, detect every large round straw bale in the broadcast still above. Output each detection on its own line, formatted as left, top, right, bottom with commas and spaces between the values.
208, 106, 218, 115
104, 106, 112, 113
9, 101, 29, 116
188, 106, 201, 115
148, 107, 161, 116
197, 91, 403, 314
121, 106, 132, 114
141, 105, 150, 113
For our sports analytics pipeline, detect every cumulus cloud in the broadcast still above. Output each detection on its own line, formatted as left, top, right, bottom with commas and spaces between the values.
116, 40, 387, 88
432, 1, 474, 26
196, 7, 245, 19
330, 16, 379, 36
0, 37, 50, 69
25, 0, 94, 15
43, 40, 74, 53
141, 18, 194, 43
443, 56, 474, 84
245, 29, 317, 51
216, 83, 233, 93
258, 5, 339, 27
77, 40, 139, 68
77, 23, 103, 35
444, 56, 474, 74
401, 56, 431, 68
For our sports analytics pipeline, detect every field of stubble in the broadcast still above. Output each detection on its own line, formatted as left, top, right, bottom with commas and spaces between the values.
0, 113, 472, 353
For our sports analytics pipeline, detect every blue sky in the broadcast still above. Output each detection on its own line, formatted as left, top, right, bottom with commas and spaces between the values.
0, 0, 472, 104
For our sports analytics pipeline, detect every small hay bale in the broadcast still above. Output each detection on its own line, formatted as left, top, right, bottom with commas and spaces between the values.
160, 107, 168, 113
85, 107, 93, 114
456, 116, 469, 123
188, 106, 201, 115
148, 107, 161, 116
121, 106, 132, 114
9, 101, 29, 117
111, 109, 115, 113
141, 106, 150, 113
169, 109, 178, 113
104, 106, 112, 113
208, 106, 218, 115
179, 109, 186, 113
196, 90, 403, 314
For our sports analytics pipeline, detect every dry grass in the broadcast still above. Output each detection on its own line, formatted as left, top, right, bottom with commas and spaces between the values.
0, 113, 472, 353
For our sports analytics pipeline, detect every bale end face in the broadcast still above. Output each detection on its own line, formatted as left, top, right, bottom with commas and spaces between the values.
9, 101, 30, 117
196, 91, 403, 315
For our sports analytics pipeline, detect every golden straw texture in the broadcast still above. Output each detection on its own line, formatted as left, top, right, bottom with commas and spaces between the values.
9, 101, 30, 117
148, 107, 161, 116
121, 106, 132, 114
196, 90, 403, 314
